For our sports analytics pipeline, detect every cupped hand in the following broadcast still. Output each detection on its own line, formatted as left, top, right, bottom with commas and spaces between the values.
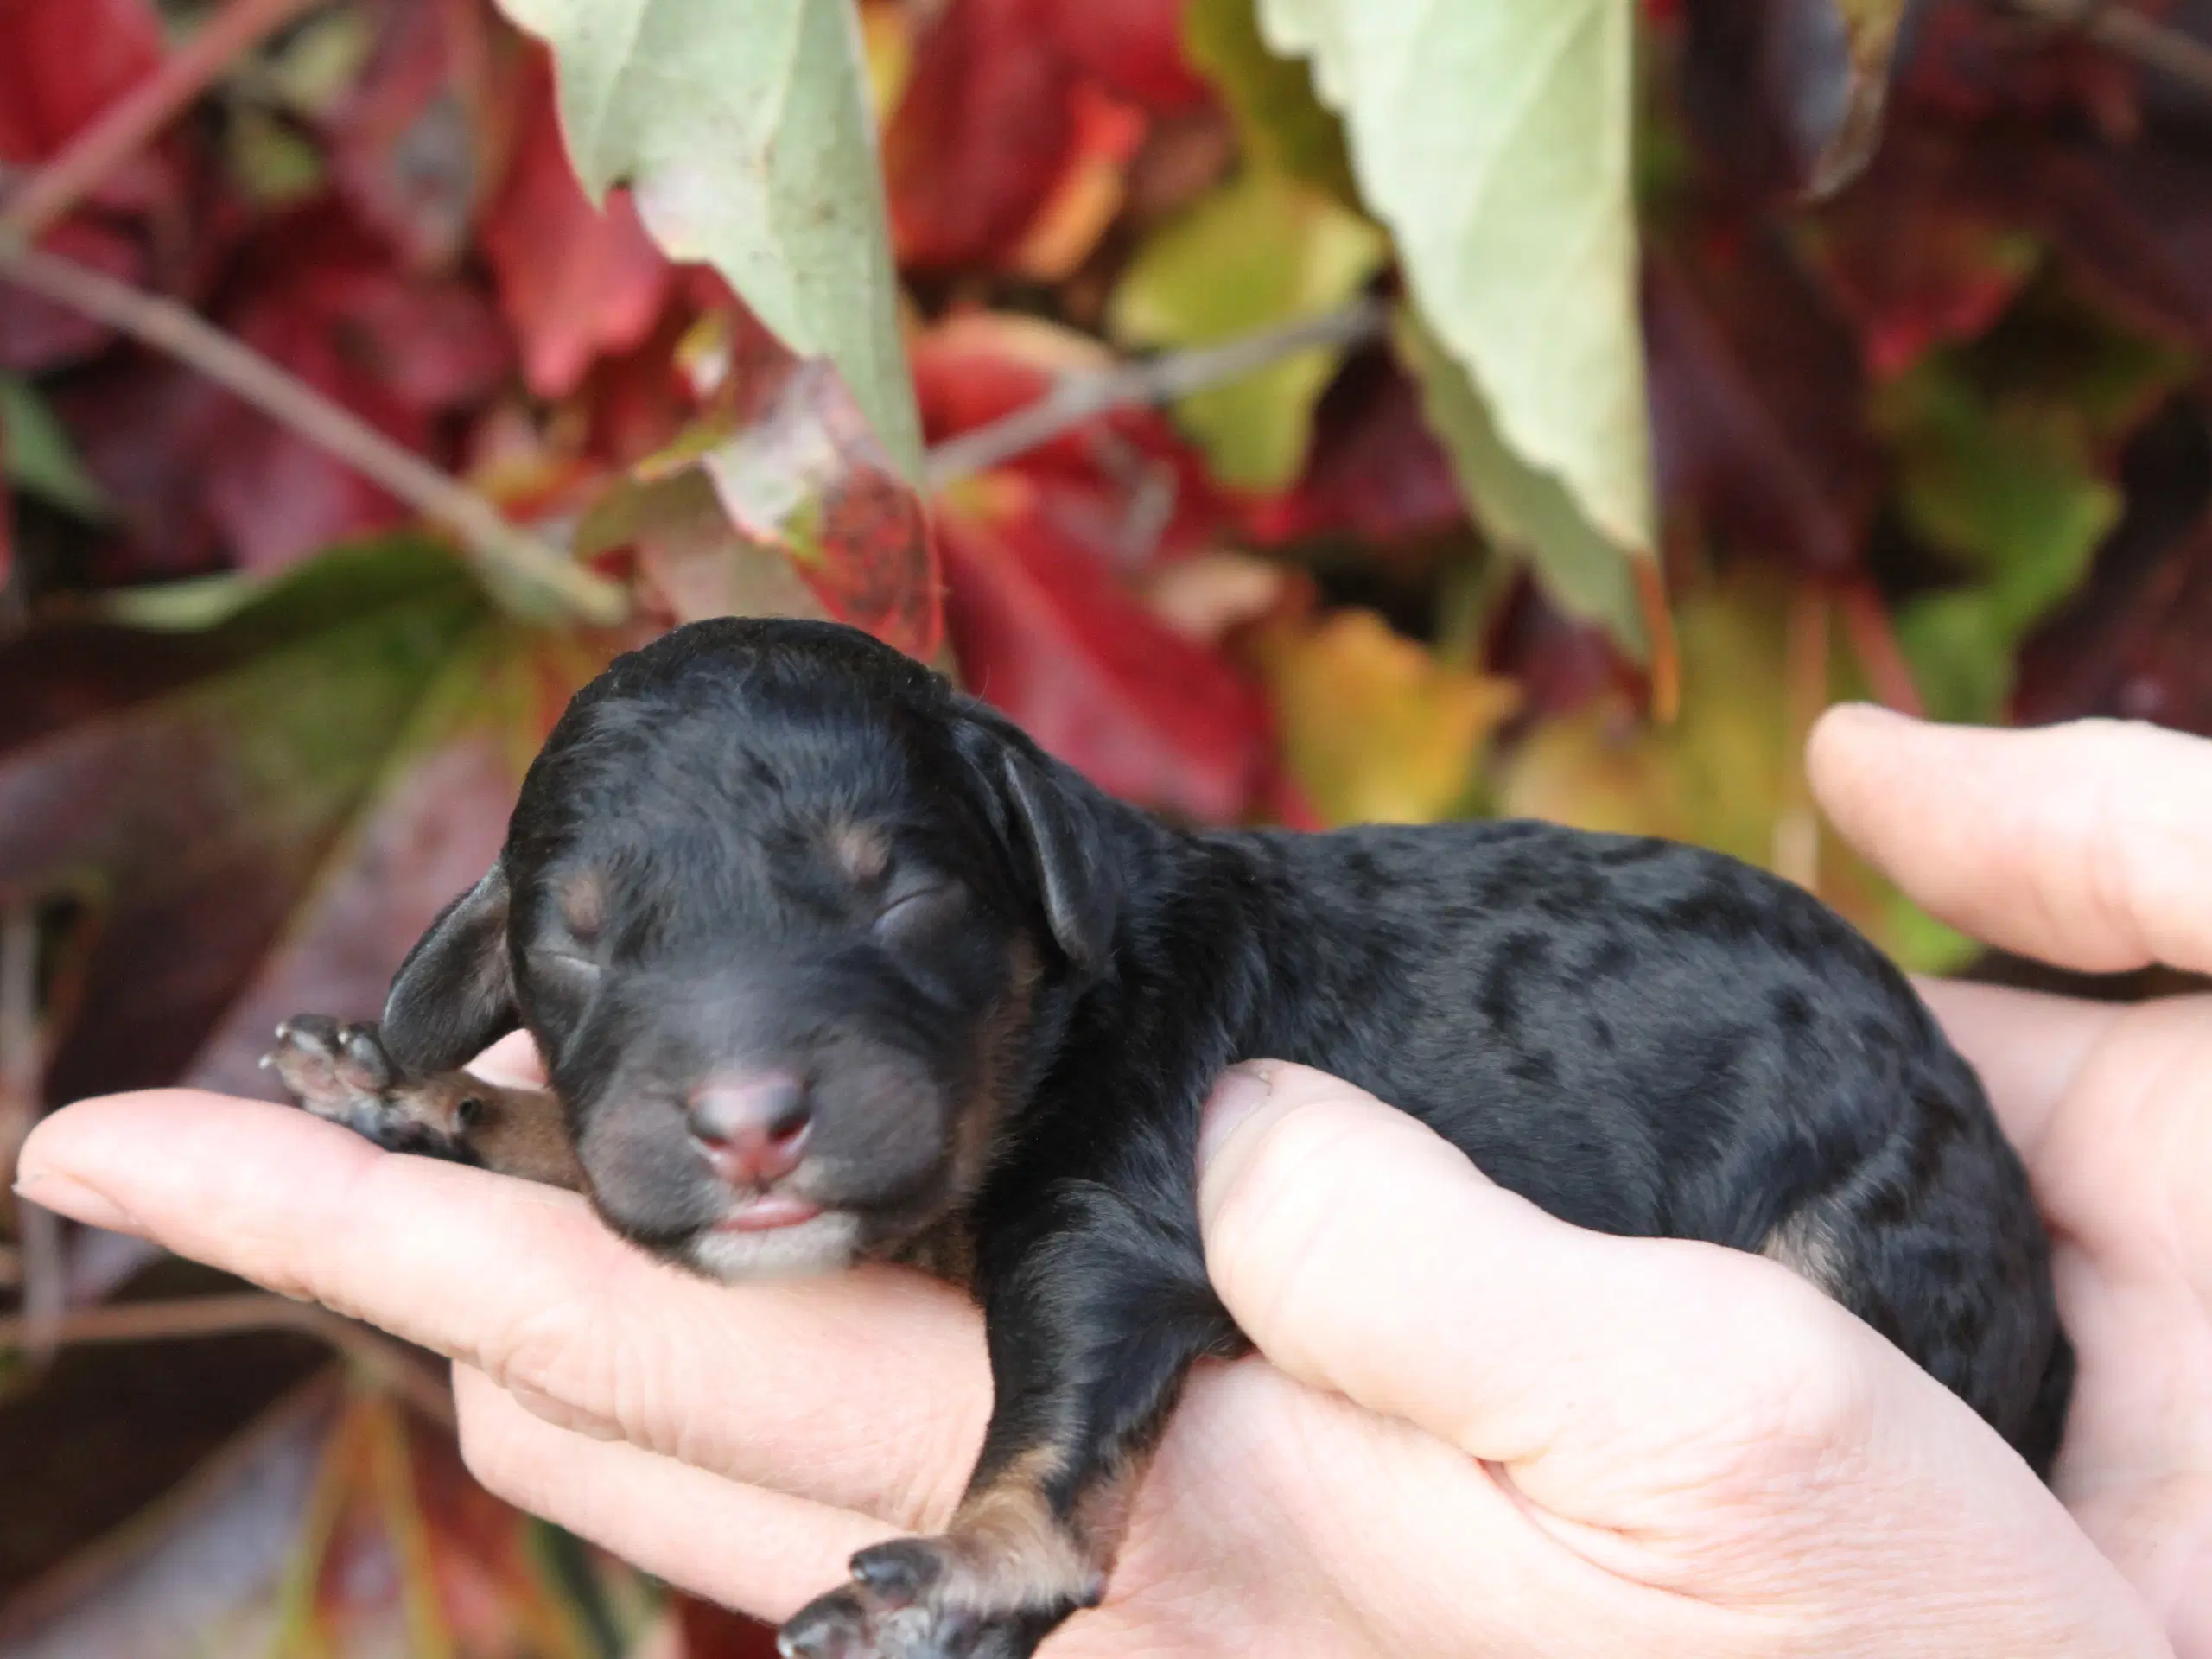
13, 709, 2209, 1656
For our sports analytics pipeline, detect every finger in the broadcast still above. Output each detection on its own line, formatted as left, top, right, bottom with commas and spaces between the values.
17, 1091, 988, 1525
1195, 1063, 1880, 1495
1810, 705, 2212, 977
452, 1366, 894, 1621
1911, 976, 2122, 1166
464, 1030, 545, 1090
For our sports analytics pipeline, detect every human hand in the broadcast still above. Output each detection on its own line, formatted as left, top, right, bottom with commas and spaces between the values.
1809, 707, 2212, 1654
11, 708, 2205, 1656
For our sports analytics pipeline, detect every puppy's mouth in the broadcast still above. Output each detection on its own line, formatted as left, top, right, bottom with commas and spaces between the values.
715, 1192, 826, 1231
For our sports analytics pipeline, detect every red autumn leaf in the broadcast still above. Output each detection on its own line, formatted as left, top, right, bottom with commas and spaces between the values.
940, 480, 1273, 821
0, 219, 149, 374
1644, 216, 1885, 575
2014, 506, 2212, 736
1803, 123, 2039, 379
207, 208, 509, 571
2024, 133, 2212, 351
321, 0, 493, 269
1039, 0, 1211, 112
885, 0, 1081, 270
0, 0, 164, 164
1895, 0, 2143, 133
1485, 572, 1638, 721
54, 351, 237, 581
478, 48, 674, 397
695, 351, 943, 659
1244, 349, 1466, 547
54, 208, 511, 580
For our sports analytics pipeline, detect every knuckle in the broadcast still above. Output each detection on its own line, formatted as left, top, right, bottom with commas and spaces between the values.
1713, 1279, 1877, 1468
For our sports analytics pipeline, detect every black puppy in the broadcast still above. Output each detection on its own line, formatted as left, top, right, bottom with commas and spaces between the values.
266, 617, 2069, 1659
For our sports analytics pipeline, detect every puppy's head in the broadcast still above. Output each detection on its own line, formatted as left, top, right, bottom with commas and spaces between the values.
378, 619, 1120, 1278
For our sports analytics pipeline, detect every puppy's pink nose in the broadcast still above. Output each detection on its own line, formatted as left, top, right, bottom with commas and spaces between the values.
687, 1074, 811, 1187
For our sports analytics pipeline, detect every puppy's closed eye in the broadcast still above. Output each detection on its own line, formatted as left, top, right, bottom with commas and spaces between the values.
872, 880, 962, 940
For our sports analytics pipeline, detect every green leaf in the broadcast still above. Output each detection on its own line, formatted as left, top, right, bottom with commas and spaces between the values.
0, 373, 112, 521
1894, 589, 2014, 728
1183, 0, 1359, 205
1872, 293, 2188, 722
493, 0, 925, 481
1880, 359, 2120, 632
1256, 0, 1655, 569
1108, 170, 1386, 490
1394, 305, 1645, 652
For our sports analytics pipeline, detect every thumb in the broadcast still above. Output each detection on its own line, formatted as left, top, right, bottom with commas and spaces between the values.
1194, 1061, 1874, 1483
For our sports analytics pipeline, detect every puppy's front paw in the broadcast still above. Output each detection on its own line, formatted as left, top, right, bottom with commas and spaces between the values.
261, 1015, 459, 1159
777, 1535, 1084, 1659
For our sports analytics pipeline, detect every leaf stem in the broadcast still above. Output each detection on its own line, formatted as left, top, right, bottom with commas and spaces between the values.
1837, 578, 1927, 717
2008, 0, 2212, 96
0, 247, 628, 624
924, 299, 1389, 488
0, 0, 320, 245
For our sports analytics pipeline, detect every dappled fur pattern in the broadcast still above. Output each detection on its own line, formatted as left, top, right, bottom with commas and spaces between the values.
269, 618, 2069, 1659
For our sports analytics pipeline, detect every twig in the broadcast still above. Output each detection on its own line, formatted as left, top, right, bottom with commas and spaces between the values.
0, 903, 63, 1370
0, 1290, 456, 1427
1837, 578, 1927, 717
1776, 584, 1831, 892
0, 0, 320, 244
924, 299, 1389, 488
0, 247, 629, 625
2008, 0, 2212, 96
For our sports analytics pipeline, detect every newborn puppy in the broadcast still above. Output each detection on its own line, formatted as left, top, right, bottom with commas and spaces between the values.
267, 617, 2070, 1659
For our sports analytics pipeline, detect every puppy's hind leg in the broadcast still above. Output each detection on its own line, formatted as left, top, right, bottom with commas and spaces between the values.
263, 1014, 583, 1190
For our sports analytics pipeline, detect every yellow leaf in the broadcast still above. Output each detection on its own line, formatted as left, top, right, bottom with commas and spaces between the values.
1494, 571, 1974, 972
1256, 608, 1519, 826
1108, 170, 1387, 489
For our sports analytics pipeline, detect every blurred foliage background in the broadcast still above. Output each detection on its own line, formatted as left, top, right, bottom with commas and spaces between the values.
5, 0, 2212, 1652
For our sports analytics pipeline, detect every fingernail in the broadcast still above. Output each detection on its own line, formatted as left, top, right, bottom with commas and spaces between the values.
12, 1171, 145, 1236
1198, 1063, 1278, 1171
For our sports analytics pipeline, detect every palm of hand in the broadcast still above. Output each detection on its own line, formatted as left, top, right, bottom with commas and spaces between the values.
2028, 994, 2212, 1646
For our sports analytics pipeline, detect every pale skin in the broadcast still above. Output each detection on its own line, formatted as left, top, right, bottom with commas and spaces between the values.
14, 704, 2212, 1656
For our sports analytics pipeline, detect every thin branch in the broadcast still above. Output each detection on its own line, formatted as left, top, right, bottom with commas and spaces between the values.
0, 0, 319, 244
0, 1290, 455, 1428
1837, 578, 1927, 718
2009, 0, 2212, 96
925, 299, 1389, 489
0, 903, 62, 1369
1775, 584, 1831, 893
0, 247, 630, 626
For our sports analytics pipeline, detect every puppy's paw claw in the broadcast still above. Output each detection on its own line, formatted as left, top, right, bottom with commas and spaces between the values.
264, 1015, 449, 1158
776, 1536, 1058, 1659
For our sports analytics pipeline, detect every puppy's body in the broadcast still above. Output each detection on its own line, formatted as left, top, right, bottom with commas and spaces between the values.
267, 619, 2067, 1659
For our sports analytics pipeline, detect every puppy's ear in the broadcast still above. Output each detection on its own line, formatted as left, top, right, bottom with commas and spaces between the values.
381, 863, 518, 1075
956, 710, 1121, 976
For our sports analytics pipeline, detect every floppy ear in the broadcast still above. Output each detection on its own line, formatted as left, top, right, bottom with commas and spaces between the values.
380, 863, 518, 1076
956, 710, 1122, 976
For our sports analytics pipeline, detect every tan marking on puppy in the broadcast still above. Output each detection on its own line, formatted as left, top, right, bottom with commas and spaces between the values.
553, 867, 607, 943
826, 821, 891, 886
948, 937, 1041, 1203
938, 1443, 1105, 1612
404, 1075, 588, 1191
